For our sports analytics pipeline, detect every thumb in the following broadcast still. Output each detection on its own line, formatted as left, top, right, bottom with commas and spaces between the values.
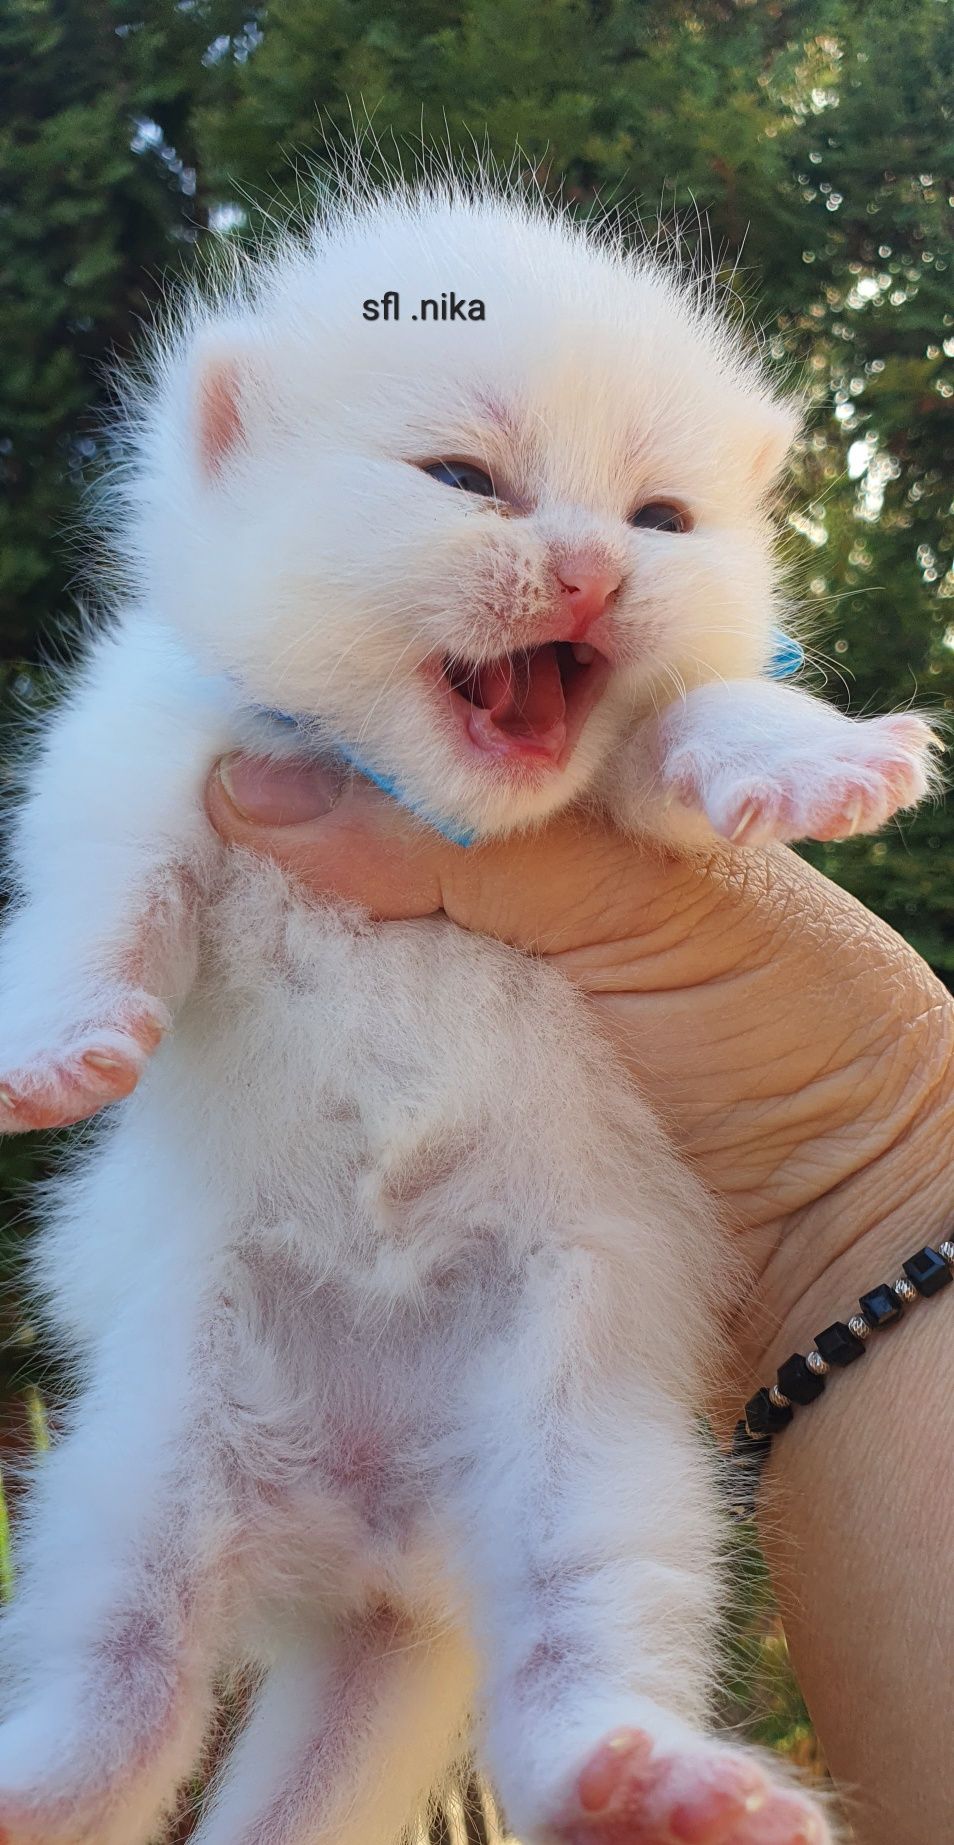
207, 752, 455, 921
205, 750, 738, 973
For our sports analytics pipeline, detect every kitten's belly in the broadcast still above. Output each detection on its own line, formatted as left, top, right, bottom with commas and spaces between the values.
160, 851, 634, 1283
65, 856, 687, 1601
146, 856, 643, 1585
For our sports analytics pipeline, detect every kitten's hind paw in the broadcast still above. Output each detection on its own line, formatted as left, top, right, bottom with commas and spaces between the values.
554, 1727, 832, 1845
0, 993, 169, 1133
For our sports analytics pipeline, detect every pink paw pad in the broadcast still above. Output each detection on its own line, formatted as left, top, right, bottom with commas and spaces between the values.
0, 999, 168, 1132
559, 1729, 830, 1845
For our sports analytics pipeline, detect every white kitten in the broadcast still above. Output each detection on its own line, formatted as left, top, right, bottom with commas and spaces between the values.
0, 177, 937, 1845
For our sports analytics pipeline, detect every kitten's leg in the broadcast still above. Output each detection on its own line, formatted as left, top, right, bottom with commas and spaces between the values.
455, 1241, 833, 1845
0, 1315, 233, 1845
0, 863, 197, 1131
192, 1609, 474, 1845
0, 616, 235, 1130
626, 677, 941, 846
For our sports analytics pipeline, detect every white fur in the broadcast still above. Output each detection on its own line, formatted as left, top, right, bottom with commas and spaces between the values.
0, 177, 937, 1845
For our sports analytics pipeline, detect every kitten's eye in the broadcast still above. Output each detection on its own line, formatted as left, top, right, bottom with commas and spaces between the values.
422, 460, 497, 498
628, 501, 691, 533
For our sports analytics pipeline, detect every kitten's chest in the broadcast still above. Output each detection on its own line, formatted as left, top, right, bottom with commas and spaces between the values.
175, 853, 600, 1275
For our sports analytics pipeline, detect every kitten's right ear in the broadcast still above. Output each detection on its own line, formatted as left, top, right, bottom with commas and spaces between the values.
189, 332, 271, 480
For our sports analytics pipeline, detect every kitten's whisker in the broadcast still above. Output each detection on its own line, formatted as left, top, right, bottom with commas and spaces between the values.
268, 610, 397, 694
350, 629, 445, 748
268, 607, 435, 710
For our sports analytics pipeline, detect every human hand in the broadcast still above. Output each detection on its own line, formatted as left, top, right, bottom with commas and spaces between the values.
208, 749, 954, 1842
207, 750, 952, 1315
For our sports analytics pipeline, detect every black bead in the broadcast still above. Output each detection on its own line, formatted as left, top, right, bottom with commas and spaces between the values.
902, 1247, 952, 1298
726, 1421, 773, 1521
814, 1320, 866, 1367
777, 1353, 826, 1405
745, 1387, 793, 1435
730, 1418, 773, 1461
860, 1283, 903, 1329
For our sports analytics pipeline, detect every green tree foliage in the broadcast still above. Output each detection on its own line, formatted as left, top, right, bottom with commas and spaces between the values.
0, 0, 249, 652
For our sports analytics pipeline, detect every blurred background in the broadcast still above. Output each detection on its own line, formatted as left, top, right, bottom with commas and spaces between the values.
0, 0, 951, 1815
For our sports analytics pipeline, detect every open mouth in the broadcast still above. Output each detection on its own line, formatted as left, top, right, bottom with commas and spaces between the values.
439, 641, 611, 769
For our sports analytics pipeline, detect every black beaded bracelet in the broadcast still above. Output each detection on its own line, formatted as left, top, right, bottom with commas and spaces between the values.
725, 1233, 954, 1522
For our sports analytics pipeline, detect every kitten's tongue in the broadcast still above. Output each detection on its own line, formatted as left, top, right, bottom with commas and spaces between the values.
466, 645, 567, 760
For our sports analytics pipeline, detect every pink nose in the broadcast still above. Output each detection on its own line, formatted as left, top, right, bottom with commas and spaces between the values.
554, 557, 621, 636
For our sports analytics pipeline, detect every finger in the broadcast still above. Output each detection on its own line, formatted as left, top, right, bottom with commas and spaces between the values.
207, 753, 449, 921
206, 752, 759, 976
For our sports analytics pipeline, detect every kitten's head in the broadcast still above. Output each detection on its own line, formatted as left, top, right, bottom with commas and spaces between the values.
131, 183, 799, 837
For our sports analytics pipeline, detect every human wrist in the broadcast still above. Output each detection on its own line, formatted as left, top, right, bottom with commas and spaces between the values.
745, 1043, 954, 1388
741, 1061, 954, 1843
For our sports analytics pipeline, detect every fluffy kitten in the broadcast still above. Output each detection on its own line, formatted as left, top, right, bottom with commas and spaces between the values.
0, 177, 937, 1845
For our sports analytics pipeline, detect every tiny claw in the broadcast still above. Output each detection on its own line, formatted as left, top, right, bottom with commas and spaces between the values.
0, 1087, 17, 1110
729, 799, 761, 843
843, 799, 864, 837
83, 1051, 125, 1073
606, 1730, 641, 1755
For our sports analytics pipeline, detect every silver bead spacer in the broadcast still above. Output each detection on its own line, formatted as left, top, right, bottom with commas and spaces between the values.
768, 1384, 791, 1409
939, 1240, 954, 1266
806, 1350, 829, 1376
894, 1276, 918, 1304
848, 1314, 871, 1341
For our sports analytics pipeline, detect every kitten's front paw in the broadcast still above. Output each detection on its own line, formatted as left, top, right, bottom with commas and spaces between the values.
666, 713, 940, 846
0, 992, 169, 1133
553, 1726, 831, 1845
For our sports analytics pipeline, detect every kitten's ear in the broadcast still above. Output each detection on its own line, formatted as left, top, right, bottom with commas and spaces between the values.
748, 395, 801, 495
189, 331, 272, 480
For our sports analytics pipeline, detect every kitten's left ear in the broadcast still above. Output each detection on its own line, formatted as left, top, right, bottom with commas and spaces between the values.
748, 394, 801, 495
188, 330, 275, 480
